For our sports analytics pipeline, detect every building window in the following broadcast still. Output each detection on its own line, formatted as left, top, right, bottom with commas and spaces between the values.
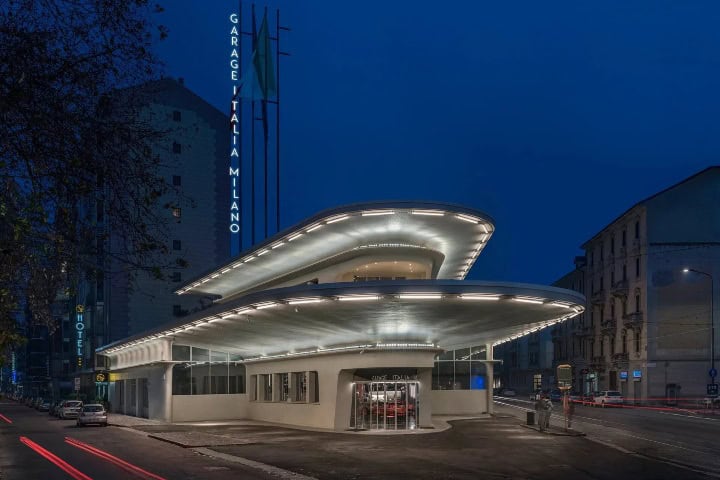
635, 258, 640, 278
172, 175, 181, 186
622, 335, 627, 354
172, 272, 181, 282
279, 373, 289, 401
622, 299, 627, 316
610, 236, 615, 254
623, 264, 627, 281
635, 332, 641, 353
600, 340, 604, 357
600, 244, 604, 262
610, 271, 615, 286
432, 346, 487, 390
172, 110, 182, 122
309, 371, 319, 403
634, 220, 640, 239
622, 229, 627, 247
292, 372, 307, 402
172, 141, 182, 154
260, 374, 273, 401
590, 310, 594, 327
611, 302, 615, 319
173, 240, 181, 250
635, 294, 640, 312
600, 276, 603, 290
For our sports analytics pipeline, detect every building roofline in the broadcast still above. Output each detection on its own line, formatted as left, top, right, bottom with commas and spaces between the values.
176, 201, 496, 296
580, 166, 720, 249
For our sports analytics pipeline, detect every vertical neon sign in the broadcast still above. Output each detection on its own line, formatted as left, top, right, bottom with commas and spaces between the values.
10, 352, 16, 385
76, 304, 85, 368
229, 12, 241, 254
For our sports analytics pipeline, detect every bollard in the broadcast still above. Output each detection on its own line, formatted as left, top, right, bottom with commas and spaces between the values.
526, 411, 535, 425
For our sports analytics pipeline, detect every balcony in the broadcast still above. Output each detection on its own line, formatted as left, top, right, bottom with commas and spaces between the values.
600, 318, 617, 336
611, 279, 629, 298
623, 311, 644, 330
590, 356, 606, 372
573, 324, 593, 337
611, 352, 629, 368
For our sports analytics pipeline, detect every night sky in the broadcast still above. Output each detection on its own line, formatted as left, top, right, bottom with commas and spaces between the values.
155, 1, 720, 286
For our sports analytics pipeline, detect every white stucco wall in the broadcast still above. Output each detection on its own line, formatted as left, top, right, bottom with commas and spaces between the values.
172, 394, 248, 422
431, 390, 487, 415
245, 350, 437, 431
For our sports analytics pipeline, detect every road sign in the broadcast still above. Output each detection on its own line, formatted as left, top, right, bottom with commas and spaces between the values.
74, 377, 81, 392
710, 368, 717, 379
708, 383, 718, 396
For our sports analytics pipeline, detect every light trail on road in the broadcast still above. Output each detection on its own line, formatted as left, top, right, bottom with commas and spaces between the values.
65, 436, 168, 480
19, 436, 93, 480
0, 413, 13, 424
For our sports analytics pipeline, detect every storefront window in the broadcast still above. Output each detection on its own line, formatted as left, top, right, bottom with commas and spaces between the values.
292, 372, 306, 402
191, 347, 210, 395
433, 347, 487, 390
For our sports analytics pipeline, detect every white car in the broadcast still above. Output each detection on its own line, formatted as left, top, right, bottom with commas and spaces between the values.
76, 404, 108, 427
594, 390, 624, 407
59, 400, 83, 419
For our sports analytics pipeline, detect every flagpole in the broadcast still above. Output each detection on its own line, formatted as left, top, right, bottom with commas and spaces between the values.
238, 0, 243, 253
263, 6, 269, 240
275, 7, 281, 234
250, 3, 257, 246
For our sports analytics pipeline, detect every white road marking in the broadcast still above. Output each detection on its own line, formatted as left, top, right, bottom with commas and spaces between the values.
194, 447, 319, 480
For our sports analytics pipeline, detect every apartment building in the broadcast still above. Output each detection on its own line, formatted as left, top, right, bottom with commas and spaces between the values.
562, 166, 720, 402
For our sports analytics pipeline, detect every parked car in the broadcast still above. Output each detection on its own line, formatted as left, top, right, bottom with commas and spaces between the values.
498, 387, 516, 397
568, 391, 583, 403
59, 400, 84, 419
76, 404, 108, 427
38, 400, 51, 412
594, 390, 624, 407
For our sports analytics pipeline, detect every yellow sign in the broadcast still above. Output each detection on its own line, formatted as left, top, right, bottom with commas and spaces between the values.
108, 373, 120, 382
95, 373, 106, 382
76, 304, 85, 313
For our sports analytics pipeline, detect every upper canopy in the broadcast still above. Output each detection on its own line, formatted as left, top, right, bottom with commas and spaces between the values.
176, 202, 495, 300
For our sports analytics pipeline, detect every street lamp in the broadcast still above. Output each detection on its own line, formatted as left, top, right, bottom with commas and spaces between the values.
683, 268, 715, 387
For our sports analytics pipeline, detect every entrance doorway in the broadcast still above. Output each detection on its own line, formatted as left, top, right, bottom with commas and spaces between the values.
350, 381, 419, 430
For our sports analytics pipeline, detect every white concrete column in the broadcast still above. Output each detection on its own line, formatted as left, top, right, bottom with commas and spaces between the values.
418, 368, 432, 428
163, 363, 173, 422
486, 344, 495, 415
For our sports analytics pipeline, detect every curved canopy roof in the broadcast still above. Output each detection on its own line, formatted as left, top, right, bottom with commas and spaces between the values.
175, 202, 495, 300
99, 280, 584, 362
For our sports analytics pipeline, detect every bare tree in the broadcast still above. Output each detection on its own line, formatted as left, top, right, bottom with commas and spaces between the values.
0, 0, 178, 361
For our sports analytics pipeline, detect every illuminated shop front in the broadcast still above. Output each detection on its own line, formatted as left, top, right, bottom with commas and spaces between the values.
97, 202, 584, 431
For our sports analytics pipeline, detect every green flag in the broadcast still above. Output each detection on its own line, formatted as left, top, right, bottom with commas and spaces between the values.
239, 13, 276, 101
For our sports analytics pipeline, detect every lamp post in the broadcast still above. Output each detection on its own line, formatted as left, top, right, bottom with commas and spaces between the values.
683, 268, 715, 387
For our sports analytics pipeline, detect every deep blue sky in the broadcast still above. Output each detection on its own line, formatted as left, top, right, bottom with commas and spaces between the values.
155, 1, 720, 285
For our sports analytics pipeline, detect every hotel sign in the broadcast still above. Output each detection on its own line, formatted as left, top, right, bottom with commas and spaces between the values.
76, 304, 85, 368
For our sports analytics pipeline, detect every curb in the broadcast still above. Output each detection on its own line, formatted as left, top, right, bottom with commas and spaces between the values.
520, 424, 586, 436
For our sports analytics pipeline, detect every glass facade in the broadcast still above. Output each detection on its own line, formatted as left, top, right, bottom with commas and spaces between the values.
171, 345, 246, 395
432, 346, 487, 390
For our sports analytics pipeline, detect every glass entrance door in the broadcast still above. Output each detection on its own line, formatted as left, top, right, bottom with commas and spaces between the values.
350, 381, 419, 430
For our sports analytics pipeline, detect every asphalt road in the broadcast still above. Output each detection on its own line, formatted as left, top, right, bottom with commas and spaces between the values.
0, 401, 272, 480
494, 395, 720, 475
2, 397, 718, 480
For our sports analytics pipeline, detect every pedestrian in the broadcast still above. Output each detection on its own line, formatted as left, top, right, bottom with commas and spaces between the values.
534, 395, 544, 429
565, 396, 575, 429
541, 395, 553, 431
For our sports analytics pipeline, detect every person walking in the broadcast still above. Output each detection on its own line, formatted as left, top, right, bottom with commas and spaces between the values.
541, 394, 553, 431
534, 395, 544, 430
